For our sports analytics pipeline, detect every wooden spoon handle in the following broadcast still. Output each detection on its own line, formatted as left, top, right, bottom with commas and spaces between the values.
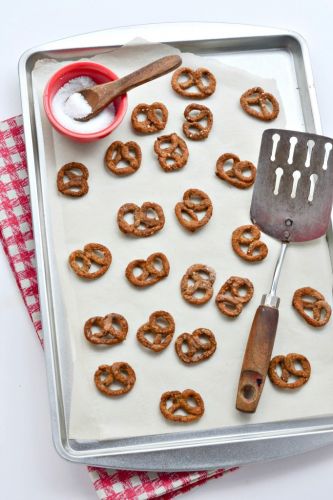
236, 305, 279, 413
111, 55, 182, 95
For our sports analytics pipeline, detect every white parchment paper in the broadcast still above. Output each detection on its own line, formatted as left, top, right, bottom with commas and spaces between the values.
32, 40, 333, 441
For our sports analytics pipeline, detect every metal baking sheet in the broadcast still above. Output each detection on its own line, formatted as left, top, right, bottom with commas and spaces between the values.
19, 22, 333, 470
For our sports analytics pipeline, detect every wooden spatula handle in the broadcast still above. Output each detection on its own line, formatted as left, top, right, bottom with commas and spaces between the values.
112, 55, 182, 94
236, 305, 279, 413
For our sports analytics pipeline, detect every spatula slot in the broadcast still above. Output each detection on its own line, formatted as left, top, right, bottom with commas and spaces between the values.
305, 139, 315, 168
270, 133, 280, 161
308, 173, 318, 202
273, 167, 284, 195
288, 136, 298, 165
291, 170, 301, 199
322, 142, 332, 170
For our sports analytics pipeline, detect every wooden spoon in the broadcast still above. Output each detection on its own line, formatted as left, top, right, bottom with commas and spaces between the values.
73, 55, 182, 121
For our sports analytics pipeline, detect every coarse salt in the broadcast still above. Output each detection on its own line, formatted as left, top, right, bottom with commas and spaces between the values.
51, 76, 115, 134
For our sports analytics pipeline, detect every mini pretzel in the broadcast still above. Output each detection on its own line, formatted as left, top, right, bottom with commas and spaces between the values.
292, 287, 331, 327
137, 311, 175, 352
215, 276, 254, 317
84, 313, 128, 345
126, 252, 170, 287
131, 102, 168, 133
216, 153, 256, 189
94, 362, 136, 396
69, 243, 112, 279
175, 189, 212, 232
240, 87, 279, 121
57, 162, 89, 197
231, 225, 268, 262
269, 353, 311, 389
171, 67, 216, 99
105, 141, 142, 176
117, 202, 165, 237
181, 264, 216, 305
160, 389, 205, 422
182, 104, 213, 140
154, 133, 189, 172
175, 328, 216, 364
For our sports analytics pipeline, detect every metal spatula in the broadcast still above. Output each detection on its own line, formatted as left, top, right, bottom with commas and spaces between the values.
236, 128, 333, 413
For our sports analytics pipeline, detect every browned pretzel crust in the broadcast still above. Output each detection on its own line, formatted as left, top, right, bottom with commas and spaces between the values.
117, 202, 165, 237
105, 140, 142, 176
131, 102, 168, 133
175, 328, 216, 364
154, 133, 189, 172
231, 225, 268, 262
292, 287, 331, 327
57, 162, 89, 197
125, 252, 170, 287
180, 264, 216, 305
216, 153, 256, 189
171, 67, 216, 99
182, 104, 213, 140
240, 87, 279, 121
94, 362, 136, 396
215, 276, 254, 317
69, 243, 112, 279
175, 188, 212, 232
160, 389, 205, 422
269, 353, 311, 389
84, 313, 128, 345
137, 311, 175, 352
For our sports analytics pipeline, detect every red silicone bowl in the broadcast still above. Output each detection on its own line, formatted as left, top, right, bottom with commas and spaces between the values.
43, 61, 128, 142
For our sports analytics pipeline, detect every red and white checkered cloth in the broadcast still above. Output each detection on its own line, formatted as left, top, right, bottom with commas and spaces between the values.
0, 115, 237, 499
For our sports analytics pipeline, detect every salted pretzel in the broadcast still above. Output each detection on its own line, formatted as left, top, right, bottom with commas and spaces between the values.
136, 311, 175, 352
269, 353, 311, 389
154, 133, 189, 172
182, 103, 213, 140
215, 153, 256, 189
180, 264, 216, 305
175, 328, 216, 364
240, 87, 279, 121
94, 362, 136, 396
117, 202, 165, 237
292, 287, 331, 327
57, 162, 89, 197
231, 225, 268, 262
160, 389, 205, 422
215, 276, 254, 317
131, 102, 168, 133
69, 243, 112, 279
175, 188, 212, 232
105, 140, 142, 176
171, 67, 216, 99
125, 252, 169, 287
84, 313, 128, 345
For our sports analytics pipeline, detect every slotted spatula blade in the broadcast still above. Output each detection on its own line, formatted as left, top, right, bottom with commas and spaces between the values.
236, 129, 333, 413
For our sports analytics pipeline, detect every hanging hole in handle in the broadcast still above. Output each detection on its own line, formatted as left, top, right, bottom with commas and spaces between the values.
305, 139, 315, 168
242, 384, 256, 401
288, 136, 298, 165
322, 142, 332, 170
271, 133, 280, 161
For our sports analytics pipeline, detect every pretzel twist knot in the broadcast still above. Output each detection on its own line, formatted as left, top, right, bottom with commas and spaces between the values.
292, 287, 331, 327
105, 141, 142, 176
117, 202, 165, 237
126, 252, 170, 287
84, 313, 128, 345
215, 153, 256, 189
240, 86, 279, 121
182, 104, 213, 140
57, 162, 89, 197
180, 264, 216, 305
268, 353, 311, 389
215, 276, 254, 317
160, 389, 205, 422
231, 225, 268, 262
154, 133, 189, 172
137, 311, 175, 352
131, 102, 168, 133
171, 67, 216, 99
69, 243, 112, 279
94, 362, 136, 396
175, 328, 216, 364
175, 189, 212, 232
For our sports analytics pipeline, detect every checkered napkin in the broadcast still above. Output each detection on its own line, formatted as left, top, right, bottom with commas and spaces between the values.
0, 115, 237, 499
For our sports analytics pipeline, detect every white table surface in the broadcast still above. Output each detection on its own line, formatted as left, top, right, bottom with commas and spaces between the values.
1, 1, 333, 498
